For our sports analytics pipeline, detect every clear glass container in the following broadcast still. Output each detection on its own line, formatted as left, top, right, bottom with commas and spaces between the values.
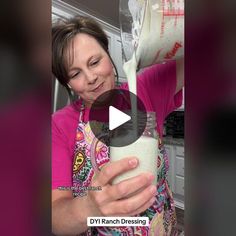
110, 111, 159, 185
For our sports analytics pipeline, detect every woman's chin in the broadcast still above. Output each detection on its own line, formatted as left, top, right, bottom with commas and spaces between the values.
84, 82, 115, 107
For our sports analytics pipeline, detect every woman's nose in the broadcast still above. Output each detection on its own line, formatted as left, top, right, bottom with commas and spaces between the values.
85, 70, 97, 84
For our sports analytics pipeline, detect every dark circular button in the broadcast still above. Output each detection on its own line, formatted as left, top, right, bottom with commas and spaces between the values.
89, 89, 147, 147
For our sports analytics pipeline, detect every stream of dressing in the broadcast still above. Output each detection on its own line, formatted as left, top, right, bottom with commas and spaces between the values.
110, 0, 158, 186
122, 0, 151, 137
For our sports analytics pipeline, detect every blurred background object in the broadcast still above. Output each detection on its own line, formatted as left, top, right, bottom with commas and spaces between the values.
0, 0, 51, 235
186, 0, 236, 235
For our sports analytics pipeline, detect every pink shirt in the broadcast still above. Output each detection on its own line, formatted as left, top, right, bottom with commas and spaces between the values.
52, 61, 182, 189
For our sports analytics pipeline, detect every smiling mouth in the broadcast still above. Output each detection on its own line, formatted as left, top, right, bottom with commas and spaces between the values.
91, 82, 104, 92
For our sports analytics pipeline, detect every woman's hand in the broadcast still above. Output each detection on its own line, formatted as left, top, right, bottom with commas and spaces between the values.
86, 157, 157, 217
52, 157, 156, 235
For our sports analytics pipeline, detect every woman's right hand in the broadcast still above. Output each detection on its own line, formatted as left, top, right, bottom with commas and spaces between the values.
85, 157, 157, 217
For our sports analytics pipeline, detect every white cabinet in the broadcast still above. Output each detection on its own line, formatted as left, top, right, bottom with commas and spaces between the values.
176, 156, 184, 177
175, 176, 184, 196
165, 144, 185, 209
105, 30, 113, 53
176, 146, 184, 156
113, 35, 127, 80
105, 31, 127, 81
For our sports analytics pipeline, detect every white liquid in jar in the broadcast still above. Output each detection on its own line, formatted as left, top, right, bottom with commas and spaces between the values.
110, 136, 158, 185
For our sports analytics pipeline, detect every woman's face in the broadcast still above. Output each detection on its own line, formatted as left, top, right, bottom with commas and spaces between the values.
67, 33, 115, 107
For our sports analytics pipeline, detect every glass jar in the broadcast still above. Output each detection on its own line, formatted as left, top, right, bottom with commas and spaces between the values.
110, 111, 159, 186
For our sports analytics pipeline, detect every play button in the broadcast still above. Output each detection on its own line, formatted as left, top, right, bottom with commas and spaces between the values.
88, 89, 147, 147
109, 106, 131, 130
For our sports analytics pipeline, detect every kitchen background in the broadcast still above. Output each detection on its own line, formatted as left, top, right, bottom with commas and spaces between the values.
52, 0, 184, 232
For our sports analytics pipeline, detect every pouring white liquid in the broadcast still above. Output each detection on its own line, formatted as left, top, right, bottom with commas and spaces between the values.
110, 0, 184, 185
124, 0, 184, 68
110, 1, 159, 185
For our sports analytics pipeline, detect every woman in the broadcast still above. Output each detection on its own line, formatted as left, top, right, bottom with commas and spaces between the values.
52, 15, 183, 235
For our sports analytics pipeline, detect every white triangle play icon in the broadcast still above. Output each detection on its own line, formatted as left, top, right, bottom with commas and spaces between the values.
109, 106, 131, 131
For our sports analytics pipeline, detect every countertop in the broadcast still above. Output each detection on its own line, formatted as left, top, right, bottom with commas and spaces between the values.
162, 136, 184, 146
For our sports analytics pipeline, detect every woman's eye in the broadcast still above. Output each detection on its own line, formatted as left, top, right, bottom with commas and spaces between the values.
71, 71, 80, 79
91, 59, 99, 66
